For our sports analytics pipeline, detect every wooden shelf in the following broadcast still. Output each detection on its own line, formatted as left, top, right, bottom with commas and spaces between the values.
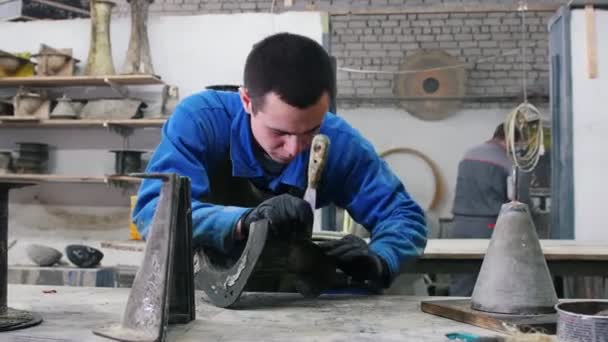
0, 75, 163, 87
0, 118, 166, 128
0, 174, 142, 184
422, 239, 608, 261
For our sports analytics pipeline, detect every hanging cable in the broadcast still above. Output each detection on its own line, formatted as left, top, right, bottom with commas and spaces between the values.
519, 0, 529, 104
504, 102, 544, 173
504, 1, 544, 173
503, 1, 544, 202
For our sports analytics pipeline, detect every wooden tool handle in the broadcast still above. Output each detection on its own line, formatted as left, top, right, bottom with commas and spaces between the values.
307, 134, 330, 189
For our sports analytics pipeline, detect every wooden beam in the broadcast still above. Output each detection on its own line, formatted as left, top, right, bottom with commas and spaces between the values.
585, 4, 598, 79
0, 174, 142, 184
0, 118, 166, 128
329, 3, 560, 16
32, 0, 90, 16
421, 299, 556, 335
0, 75, 163, 87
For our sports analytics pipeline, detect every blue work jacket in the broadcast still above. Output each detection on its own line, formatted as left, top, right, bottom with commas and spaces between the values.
133, 90, 427, 277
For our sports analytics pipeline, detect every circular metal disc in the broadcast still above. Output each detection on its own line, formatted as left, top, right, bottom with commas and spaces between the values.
0, 307, 43, 331
394, 50, 467, 121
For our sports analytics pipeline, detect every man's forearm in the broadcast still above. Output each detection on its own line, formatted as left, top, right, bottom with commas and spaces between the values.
191, 202, 250, 252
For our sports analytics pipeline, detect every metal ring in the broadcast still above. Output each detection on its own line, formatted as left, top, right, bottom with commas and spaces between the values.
379, 147, 443, 211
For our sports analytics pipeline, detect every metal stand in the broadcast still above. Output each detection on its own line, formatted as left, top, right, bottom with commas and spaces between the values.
93, 173, 194, 341
0, 184, 43, 331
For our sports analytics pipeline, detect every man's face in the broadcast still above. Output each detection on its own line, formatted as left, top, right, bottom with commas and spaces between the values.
240, 88, 328, 164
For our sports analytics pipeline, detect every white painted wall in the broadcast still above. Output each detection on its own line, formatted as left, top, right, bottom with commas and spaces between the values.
0, 12, 325, 97
0, 12, 326, 243
570, 9, 608, 242
0, 12, 547, 243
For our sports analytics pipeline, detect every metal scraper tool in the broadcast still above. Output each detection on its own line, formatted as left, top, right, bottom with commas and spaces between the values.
303, 134, 330, 210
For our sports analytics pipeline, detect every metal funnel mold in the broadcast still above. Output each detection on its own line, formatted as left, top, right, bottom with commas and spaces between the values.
471, 201, 558, 315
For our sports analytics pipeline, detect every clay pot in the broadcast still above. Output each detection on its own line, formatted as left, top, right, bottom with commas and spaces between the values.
26, 244, 62, 267
46, 54, 68, 73
0, 56, 21, 73
16, 93, 44, 115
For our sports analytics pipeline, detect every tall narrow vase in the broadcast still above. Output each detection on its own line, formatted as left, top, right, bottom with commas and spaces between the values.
85, 0, 116, 76
123, 0, 154, 74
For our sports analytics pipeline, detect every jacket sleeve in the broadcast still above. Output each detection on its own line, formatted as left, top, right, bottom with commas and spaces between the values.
132, 103, 249, 253
327, 133, 428, 279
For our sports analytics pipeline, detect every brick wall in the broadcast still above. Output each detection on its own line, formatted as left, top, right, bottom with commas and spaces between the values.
114, 0, 563, 15
113, 0, 564, 107
331, 10, 552, 108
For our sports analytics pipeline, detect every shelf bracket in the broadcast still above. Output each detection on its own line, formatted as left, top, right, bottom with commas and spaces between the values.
103, 121, 135, 138
103, 77, 130, 98
104, 177, 137, 190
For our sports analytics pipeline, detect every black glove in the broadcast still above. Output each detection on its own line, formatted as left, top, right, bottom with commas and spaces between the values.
318, 234, 390, 286
241, 194, 313, 240
287, 240, 337, 298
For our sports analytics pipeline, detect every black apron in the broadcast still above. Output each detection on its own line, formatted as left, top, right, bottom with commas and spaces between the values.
198, 157, 310, 292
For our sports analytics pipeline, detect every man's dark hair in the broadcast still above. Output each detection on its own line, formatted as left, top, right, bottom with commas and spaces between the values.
493, 123, 521, 141
244, 32, 335, 110
493, 123, 506, 140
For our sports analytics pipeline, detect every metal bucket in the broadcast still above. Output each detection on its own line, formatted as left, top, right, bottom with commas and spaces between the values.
556, 301, 608, 342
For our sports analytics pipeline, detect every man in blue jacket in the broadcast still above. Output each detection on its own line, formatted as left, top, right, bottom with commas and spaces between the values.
133, 32, 427, 289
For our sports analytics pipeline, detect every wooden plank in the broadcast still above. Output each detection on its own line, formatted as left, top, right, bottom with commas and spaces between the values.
585, 4, 598, 79
0, 173, 142, 184
422, 239, 608, 261
101, 240, 145, 252
0, 118, 166, 128
421, 299, 556, 335
329, 3, 560, 16
0, 74, 163, 87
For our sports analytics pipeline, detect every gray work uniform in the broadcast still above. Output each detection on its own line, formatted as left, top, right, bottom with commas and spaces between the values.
448, 140, 529, 296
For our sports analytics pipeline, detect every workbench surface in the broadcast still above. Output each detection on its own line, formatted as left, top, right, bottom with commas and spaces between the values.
5, 284, 498, 341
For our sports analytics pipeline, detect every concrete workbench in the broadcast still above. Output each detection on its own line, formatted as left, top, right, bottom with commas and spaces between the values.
4, 284, 499, 341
